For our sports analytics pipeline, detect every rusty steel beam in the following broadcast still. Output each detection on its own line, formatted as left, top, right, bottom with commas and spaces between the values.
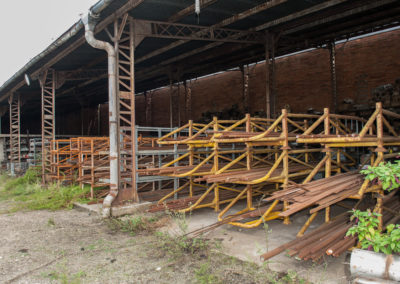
114, 16, 139, 203
8, 93, 21, 164
39, 69, 56, 184
184, 81, 192, 122
136, 0, 286, 64
265, 34, 270, 119
134, 19, 263, 44
144, 91, 152, 126
283, 0, 398, 35
255, 0, 350, 31
329, 42, 337, 113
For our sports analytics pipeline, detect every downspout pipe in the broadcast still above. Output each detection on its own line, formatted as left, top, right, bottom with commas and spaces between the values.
82, 13, 119, 218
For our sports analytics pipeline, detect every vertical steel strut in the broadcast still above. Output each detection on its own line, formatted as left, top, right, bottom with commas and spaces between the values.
40, 69, 56, 184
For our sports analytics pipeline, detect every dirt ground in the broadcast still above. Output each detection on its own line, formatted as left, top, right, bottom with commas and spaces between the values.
0, 200, 304, 284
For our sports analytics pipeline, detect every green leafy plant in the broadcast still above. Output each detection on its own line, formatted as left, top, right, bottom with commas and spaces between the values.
361, 161, 400, 192
347, 209, 400, 255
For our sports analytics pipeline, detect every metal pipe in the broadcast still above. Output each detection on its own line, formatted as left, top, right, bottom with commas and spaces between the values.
82, 13, 119, 218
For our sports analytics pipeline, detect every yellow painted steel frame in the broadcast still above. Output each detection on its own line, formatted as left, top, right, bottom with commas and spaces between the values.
215, 110, 325, 228
294, 103, 400, 236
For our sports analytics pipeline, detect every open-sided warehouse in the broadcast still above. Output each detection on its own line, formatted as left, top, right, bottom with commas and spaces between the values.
0, 1, 400, 276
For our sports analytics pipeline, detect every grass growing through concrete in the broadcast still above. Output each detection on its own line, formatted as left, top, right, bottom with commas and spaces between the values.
0, 167, 93, 211
106, 214, 167, 236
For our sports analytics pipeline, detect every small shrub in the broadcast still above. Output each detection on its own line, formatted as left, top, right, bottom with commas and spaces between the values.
347, 209, 400, 255
361, 161, 400, 192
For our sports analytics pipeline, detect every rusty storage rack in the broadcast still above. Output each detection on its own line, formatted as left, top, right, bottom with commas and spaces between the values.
147, 112, 341, 220
49, 139, 79, 185
76, 137, 110, 199
147, 116, 263, 213
47, 127, 188, 201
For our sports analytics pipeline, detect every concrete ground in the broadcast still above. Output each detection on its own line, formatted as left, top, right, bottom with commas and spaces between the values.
0, 197, 351, 283
177, 203, 350, 284
109, 199, 352, 284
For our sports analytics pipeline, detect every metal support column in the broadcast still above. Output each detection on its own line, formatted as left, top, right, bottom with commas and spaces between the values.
39, 69, 56, 183
8, 93, 21, 173
184, 80, 192, 122
329, 41, 337, 113
265, 34, 270, 119
115, 15, 139, 203
144, 91, 152, 126
270, 36, 276, 118
242, 65, 250, 114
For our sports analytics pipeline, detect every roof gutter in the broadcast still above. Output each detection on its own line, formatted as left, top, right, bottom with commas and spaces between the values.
0, 0, 115, 100
82, 9, 119, 218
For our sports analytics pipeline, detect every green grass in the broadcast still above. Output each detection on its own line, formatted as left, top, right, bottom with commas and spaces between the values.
107, 215, 160, 235
0, 167, 93, 211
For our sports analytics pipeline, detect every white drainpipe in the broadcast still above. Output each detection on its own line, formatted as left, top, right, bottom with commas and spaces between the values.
82, 13, 119, 218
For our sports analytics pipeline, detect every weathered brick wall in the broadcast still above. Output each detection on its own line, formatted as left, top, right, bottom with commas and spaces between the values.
135, 29, 400, 127
18, 29, 397, 135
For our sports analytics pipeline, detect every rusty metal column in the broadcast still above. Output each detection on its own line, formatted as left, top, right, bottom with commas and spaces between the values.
39, 70, 56, 184
265, 34, 271, 119
329, 41, 337, 113
115, 15, 139, 203
169, 79, 173, 128
144, 91, 152, 126
270, 36, 276, 118
242, 65, 250, 114
184, 80, 192, 122
8, 93, 21, 173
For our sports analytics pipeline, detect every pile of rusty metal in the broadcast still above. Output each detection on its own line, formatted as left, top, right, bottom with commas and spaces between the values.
260, 192, 400, 262
264, 172, 365, 217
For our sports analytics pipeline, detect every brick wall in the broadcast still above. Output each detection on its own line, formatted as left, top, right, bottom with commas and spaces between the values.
135, 28, 400, 127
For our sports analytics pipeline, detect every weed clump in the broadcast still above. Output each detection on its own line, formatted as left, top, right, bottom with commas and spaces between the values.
106, 215, 166, 236
0, 167, 92, 211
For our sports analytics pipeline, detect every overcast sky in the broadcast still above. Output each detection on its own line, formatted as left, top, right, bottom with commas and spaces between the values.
0, 0, 99, 86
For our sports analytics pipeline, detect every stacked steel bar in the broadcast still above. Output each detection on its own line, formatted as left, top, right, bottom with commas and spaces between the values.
260, 192, 400, 262
264, 172, 365, 217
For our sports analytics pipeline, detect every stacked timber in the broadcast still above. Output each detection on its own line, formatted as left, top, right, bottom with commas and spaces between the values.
265, 172, 364, 217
